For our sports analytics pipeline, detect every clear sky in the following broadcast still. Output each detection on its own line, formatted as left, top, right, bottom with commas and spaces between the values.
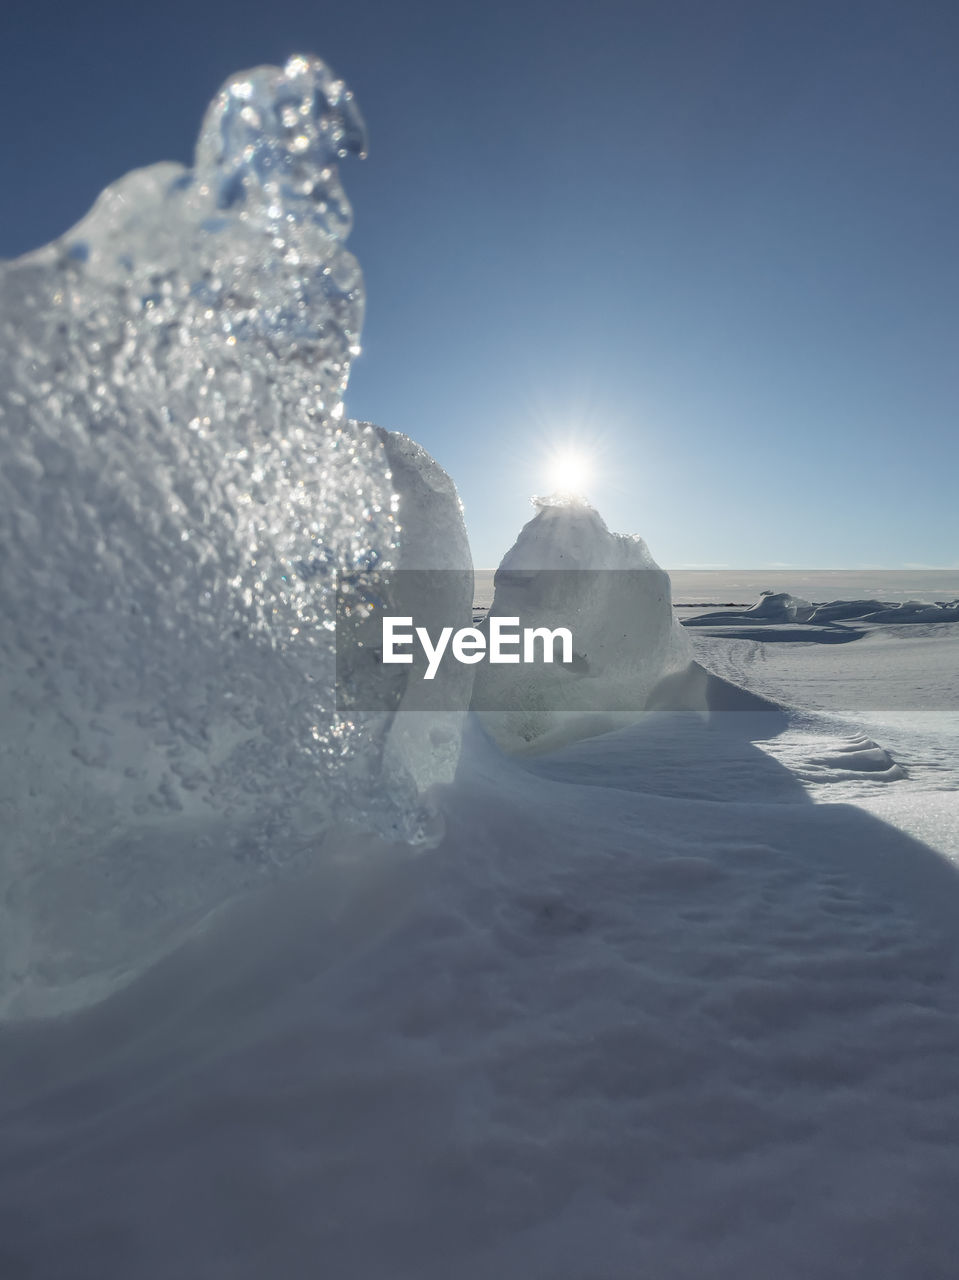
1, 0, 956, 569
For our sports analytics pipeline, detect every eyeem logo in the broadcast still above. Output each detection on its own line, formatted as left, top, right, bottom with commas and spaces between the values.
383, 617, 573, 680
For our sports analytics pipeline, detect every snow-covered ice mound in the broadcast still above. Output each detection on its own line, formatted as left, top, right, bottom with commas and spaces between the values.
796, 734, 906, 784
806, 599, 959, 625
684, 591, 815, 626
0, 57, 471, 1017
748, 590, 815, 621
853, 599, 959, 623
471, 496, 695, 751
806, 599, 894, 622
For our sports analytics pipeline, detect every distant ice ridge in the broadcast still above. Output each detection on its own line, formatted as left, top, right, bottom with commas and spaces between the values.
821, 600, 959, 624
472, 497, 696, 752
0, 56, 471, 1016
685, 592, 959, 628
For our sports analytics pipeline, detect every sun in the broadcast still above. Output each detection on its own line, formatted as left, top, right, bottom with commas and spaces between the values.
545, 446, 595, 497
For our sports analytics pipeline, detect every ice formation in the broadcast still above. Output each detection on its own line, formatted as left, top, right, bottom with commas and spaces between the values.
0, 57, 470, 1016
471, 497, 695, 752
747, 591, 814, 621
685, 593, 959, 631
365, 426, 474, 797
843, 600, 959, 624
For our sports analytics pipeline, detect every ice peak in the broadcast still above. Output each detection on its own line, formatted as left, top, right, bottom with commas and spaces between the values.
505, 497, 645, 573
195, 54, 367, 237
531, 491, 598, 512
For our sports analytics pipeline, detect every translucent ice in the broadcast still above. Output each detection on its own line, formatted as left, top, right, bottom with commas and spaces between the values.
0, 56, 469, 1015
370, 427, 474, 795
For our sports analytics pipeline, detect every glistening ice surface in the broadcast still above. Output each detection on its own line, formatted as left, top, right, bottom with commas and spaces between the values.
0, 56, 450, 1015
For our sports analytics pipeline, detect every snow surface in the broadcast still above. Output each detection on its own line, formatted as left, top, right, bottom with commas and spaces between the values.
3, 660, 959, 1278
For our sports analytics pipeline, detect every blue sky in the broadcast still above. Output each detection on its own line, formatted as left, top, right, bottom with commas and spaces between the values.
1, 0, 956, 568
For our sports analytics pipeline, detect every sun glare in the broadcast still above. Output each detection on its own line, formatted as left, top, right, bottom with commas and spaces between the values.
546, 447, 595, 497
